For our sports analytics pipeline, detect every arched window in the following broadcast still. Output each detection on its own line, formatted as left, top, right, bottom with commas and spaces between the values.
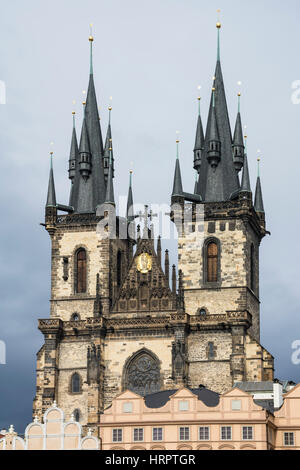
250, 244, 255, 292
76, 249, 87, 293
123, 350, 160, 396
73, 409, 80, 422
117, 251, 122, 287
71, 373, 81, 394
207, 242, 218, 283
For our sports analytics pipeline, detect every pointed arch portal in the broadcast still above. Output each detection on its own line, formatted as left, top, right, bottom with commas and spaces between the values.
123, 350, 161, 396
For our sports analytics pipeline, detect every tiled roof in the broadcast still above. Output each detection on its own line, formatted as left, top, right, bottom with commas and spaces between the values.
144, 387, 220, 409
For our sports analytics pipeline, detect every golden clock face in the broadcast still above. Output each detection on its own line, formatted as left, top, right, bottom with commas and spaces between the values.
136, 253, 152, 274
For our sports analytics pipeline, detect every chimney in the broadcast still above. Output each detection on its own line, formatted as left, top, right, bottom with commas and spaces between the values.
273, 381, 283, 409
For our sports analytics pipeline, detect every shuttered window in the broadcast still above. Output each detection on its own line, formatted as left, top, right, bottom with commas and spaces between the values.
207, 242, 218, 283
76, 249, 87, 293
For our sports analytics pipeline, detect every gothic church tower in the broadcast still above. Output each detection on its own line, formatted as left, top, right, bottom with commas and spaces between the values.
33, 24, 274, 435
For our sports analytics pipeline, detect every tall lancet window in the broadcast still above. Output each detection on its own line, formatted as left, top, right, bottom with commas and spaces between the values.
76, 249, 87, 293
71, 373, 81, 394
207, 242, 218, 283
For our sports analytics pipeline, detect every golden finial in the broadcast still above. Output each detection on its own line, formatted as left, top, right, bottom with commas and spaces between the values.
216, 9, 221, 28
176, 130, 180, 144
212, 87, 216, 92
89, 23, 94, 42
197, 85, 201, 100
130, 169, 133, 174
72, 100, 76, 115
108, 106, 112, 111
238, 92, 241, 97
82, 90, 86, 106
257, 149, 261, 163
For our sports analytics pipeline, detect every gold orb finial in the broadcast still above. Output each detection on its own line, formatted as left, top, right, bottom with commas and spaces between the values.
212, 87, 216, 92
108, 106, 112, 111
238, 92, 241, 97
130, 169, 133, 174
89, 23, 94, 41
72, 111, 76, 115
216, 9, 221, 28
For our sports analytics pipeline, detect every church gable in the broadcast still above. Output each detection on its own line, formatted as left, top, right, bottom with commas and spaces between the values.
112, 237, 176, 313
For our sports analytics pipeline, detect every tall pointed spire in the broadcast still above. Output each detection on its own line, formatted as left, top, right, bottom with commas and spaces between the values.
157, 235, 162, 267
240, 137, 251, 193
84, 28, 106, 208
197, 20, 239, 202
68, 112, 79, 178
172, 140, 183, 197
104, 149, 115, 205
254, 159, 265, 213
193, 94, 205, 172
233, 93, 245, 173
68, 111, 79, 207
126, 170, 134, 223
103, 105, 114, 183
207, 87, 221, 169
46, 152, 56, 208
79, 110, 92, 179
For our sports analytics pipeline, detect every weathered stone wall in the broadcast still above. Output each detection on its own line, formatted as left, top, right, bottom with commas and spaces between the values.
103, 336, 174, 408
178, 216, 261, 342
187, 330, 233, 393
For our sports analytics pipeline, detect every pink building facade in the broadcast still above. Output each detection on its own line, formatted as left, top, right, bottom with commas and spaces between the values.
2, 384, 300, 451
100, 385, 300, 451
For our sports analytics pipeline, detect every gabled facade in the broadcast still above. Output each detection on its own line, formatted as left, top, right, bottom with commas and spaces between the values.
33, 23, 274, 438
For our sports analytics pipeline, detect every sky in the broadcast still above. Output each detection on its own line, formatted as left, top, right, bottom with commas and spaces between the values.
0, 0, 300, 433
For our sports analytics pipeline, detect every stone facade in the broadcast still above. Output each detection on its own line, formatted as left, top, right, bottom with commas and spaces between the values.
33, 191, 274, 437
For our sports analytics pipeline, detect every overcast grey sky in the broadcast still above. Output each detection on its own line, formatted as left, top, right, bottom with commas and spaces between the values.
0, 0, 300, 432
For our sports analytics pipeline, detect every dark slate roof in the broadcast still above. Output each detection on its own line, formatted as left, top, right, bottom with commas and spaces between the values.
104, 154, 115, 205
253, 399, 274, 414
126, 172, 134, 223
197, 60, 240, 202
69, 67, 107, 213
233, 111, 244, 147
46, 160, 56, 208
240, 154, 251, 193
194, 113, 204, 152
234, 381, 274, 392
172, 158, 183, 197
254, 176, 264, 213
68, 125, 79, 207
144, 387, 220, 409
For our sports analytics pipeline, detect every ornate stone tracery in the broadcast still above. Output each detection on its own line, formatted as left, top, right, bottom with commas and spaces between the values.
123, 350, 161, 396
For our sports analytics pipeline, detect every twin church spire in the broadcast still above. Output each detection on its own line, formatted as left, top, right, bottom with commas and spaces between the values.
46, 30, 132, 220
173, 21, 265, 217
46, 22, 265, 223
